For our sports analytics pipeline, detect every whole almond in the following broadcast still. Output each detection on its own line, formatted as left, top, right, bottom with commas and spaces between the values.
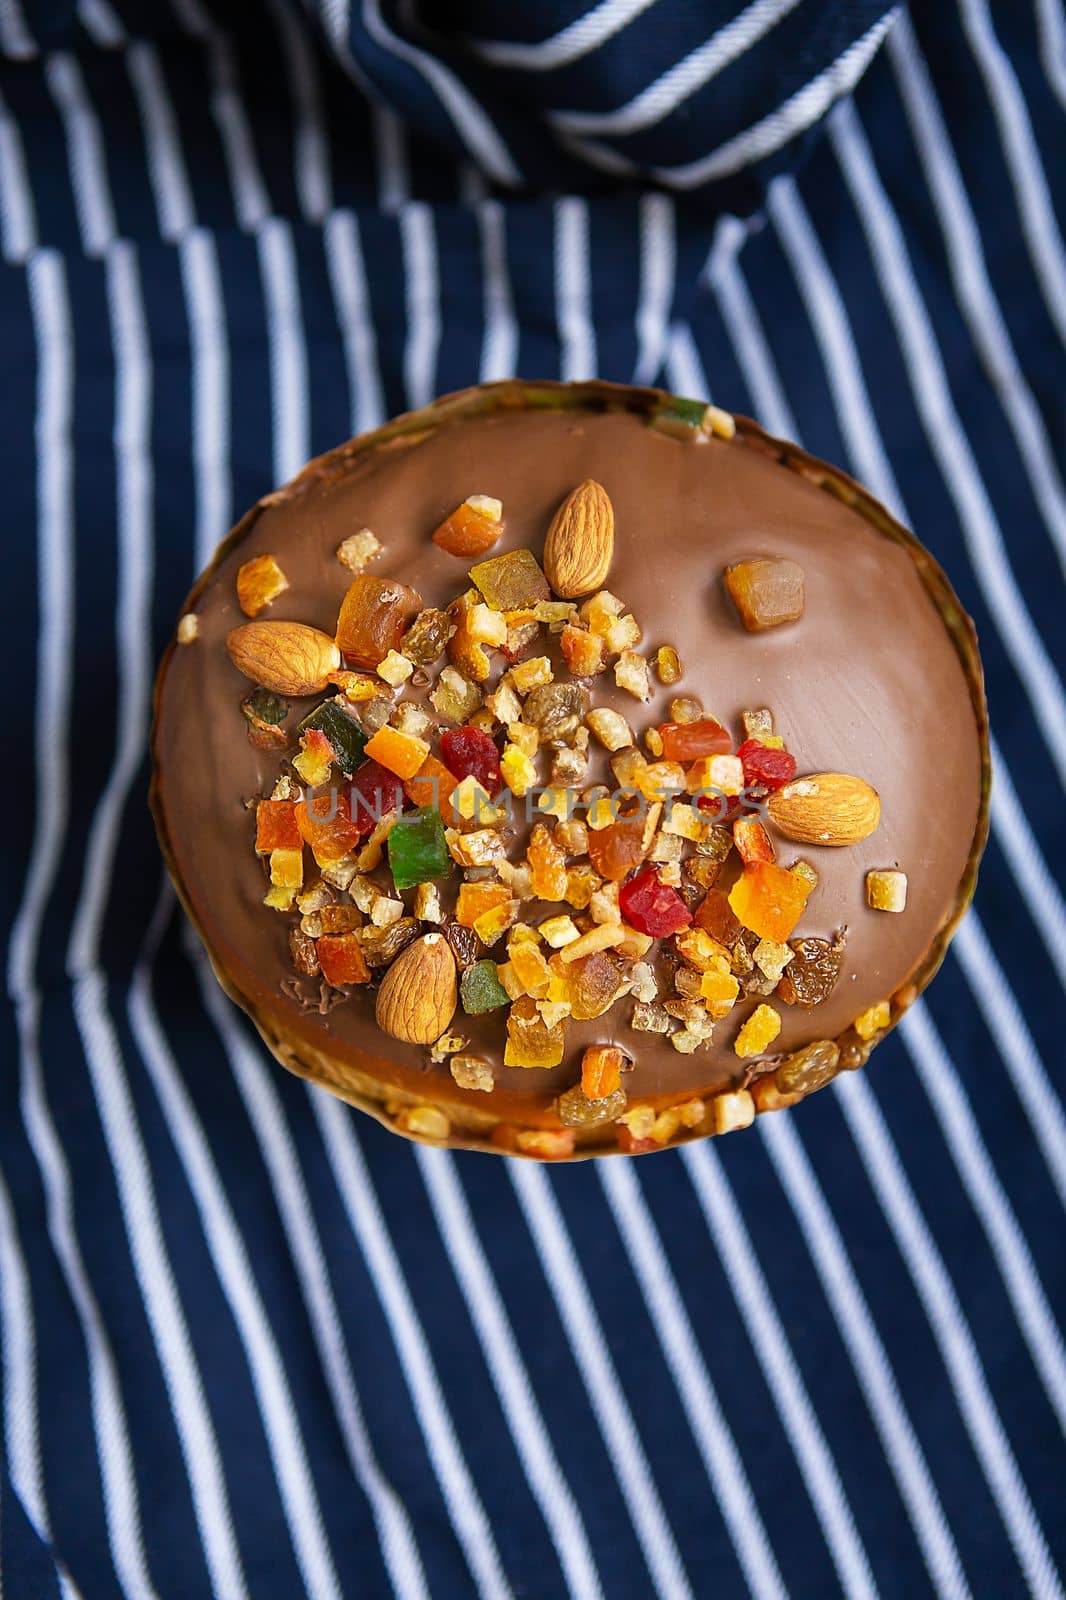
543, 480, 614, 598
226, 620, 340, 696
375, 932, 457, 1044
767, 772, 880, 847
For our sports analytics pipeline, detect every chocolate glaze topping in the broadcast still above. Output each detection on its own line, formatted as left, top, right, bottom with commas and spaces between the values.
153, 392, 984, 1121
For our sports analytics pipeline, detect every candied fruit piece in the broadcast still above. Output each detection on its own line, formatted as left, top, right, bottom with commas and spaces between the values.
336, 574, 423, 668
432, 497, 503, 557
675, 927, 731, 972
855, 1000, 891, 1041
586, 708, 633, 753
456, 881, 512, 929
724, 558, 805, 632
256, 799, 301, 854
363, 725, 430, 781
316, 933, 370, 987
614, 650, 651, 700
694, 887, 742, 945
350, 758, 406, 835
777, 933, 845, 1008
440, 726, 502, 796
241, 687, 288, 728
776, 1040, 839, 1096
269, 847, 303, 889
446, 592, 493, 683
581, 1044, 625, 1100
319, 904, 362, 935
566, 950, 624, 1020
470, 548, 550, 611
658, 718, 732, 762
737, 739, 797, 792
460, 958, 511, 1014
504, 995, 566, 1068
336, 528, 381, 572
237, 553, 289, 616
619, 867, 692, 937
386, 806, 450, 891
700, 967, 741, 1019
527, 824, 569, 902
557, 1085, 627, 1128
561, 624, 607, 677
292, 727, 335, 787
377, 650, 413, 687
297, 698, 367, 775
296, 789, 364, 863
430, 666, 482, 724
451, 1054, 495, 1091
734, 1003, 782, 1058
866, 869, 908, 913
401, 606, 454, 664
404, 755, 457, 825
513, 1128, 575, 1158
733, 816, 775, 866
509, 941, 552, 996
654, 645, 682, 685
587, 816, 650, 882
728, 863, 811, 943
500, 743, 538, 797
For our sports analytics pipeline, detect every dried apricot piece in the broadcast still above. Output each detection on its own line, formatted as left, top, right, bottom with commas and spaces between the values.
733, 816, 775, 866
658, 718, 732, 762
337, 574, 423, 667
728, 863, 811, 943
255, 799, 301, 854
363, 725, 430, 781
237, 554, 289, 617
581, 1044, 625, 1100
432, 496, 503, 557
587, 816, 650, 881
456, 881, 512, 929
724, 558, 805, 632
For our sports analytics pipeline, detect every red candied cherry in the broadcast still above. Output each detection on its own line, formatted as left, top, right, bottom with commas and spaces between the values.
737, 739, 797, 792
619, 867, 693, 938
349, 758, 406, 836
440, 725, 503, 796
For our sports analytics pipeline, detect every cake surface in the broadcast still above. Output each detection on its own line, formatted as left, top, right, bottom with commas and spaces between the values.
152, 383, 987, 1154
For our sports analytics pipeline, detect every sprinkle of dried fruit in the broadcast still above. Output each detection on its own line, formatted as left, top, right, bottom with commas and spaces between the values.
866, 868, 908, 913
237, 554, 289, 617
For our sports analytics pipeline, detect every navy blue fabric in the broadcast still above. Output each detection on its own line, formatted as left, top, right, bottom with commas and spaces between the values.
3, 2, 1065, 1597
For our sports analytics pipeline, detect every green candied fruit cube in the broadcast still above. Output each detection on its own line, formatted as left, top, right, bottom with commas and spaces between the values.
386, 806, 450, 891
469, 548, 550, 611
297, 698, 367, 774
460, 959, 510, 1015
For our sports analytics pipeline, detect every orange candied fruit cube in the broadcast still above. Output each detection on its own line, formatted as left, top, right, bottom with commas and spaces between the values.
256, 799, 301, 854
527, 823, 569, 901
728, 862, 811, 943
456, 881, 512, 928
700, 967, 740, 1019
296, 789, 362, 864
236, 553, 289, 617
432, 500, 503, 558
316, 933, 370, 987
560, 624, 607, 677
657, 718, 732, 762
733, 815, 775, 866
363, 725, 430, 781
580, 1044, 624, 1101
403, 754, 457, 823
515, 1128, 576, 1159
510, 941, 552, 996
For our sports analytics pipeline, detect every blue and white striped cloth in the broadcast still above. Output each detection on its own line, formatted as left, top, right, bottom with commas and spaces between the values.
3, 2, 1065, 1595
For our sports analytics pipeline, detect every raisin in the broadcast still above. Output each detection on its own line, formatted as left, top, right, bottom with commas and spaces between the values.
443, 920, 481, 971
777, 933, 846, 1008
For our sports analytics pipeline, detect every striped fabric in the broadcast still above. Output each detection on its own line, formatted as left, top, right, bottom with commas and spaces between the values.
2, 0, 1065, 1595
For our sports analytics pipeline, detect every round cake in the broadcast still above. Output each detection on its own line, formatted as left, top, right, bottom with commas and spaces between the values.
150, 381, 989, 1158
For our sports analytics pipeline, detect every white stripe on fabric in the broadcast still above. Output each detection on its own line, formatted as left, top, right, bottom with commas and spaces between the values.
179, 229, 231, 567
265, 0, 332, 223
310, 1095, 513, 1600
323, 208, 386, 434
676, 1148, 878, 1600
0, 86, 35, 261
476, 199, 519, 384
568, 8, 900, 188
399, 201, 440, 410
634, 192, 674, 385
900, 1005, 1066, 1435
554, 196, 596, 380
258, 217, 310, 485
664, 321, 710, 403
0, 0, 33, 59
952, 917, 1066, 1213
1034, 0, 1066, 107
552, 0, 803, 134
43, 54, 116, 257
958, 0, 1066, 347
415, 1149, 604, 1600
887, 13, 1066, 577
190, 944, 430, 1600
703, 215, 799, 439
358, 0, 522, 187
167, 0, 271, 229
836, 1074, 1065, 1600
373, 103, 410, 212
11, 246, 158, 1600
508, 1163, 693, 1600
987, 743, 1066, 991
128, 953, 344, 1600
76, 0, 124, 49
468, 0, 657, 71
759, 1117, 972, 1599
126, 43, 197, 239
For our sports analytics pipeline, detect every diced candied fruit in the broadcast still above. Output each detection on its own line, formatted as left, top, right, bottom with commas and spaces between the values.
560, 924, 626, 963
440, 725, 502, 796
654, 645, 682, 685
711, 1089, 755, 1135
514, 1128, 575, 1158
564, 865, 599, 909
500, 618, 540, 663
401, 607, 454, 665
456, 881, 512, 929
619, 867, 692, 938
557, 1085, 627, 1128
728, 863, 811, 943
296, 788, 363, 862
377, 650, 414, 687
565, 950, 623, 1020
256, 799, 301, 854
397, 1105, 452, 1140
753, 938, 793, 983
350, 758, 406, 835
432, 497, 503, 557
336, 574, 422, 668
475, 906, 517, 949
316, 933, 370, 987
581, 1044, 625, 1100
580, 589, 623, 631
854, 1000, 891, 1041
404, 755, 457, 824
386, 806, 450, 891
675, 927, 730, 972
241, 687, 288, 736
587, 816, 649, 881
500, 743, 538, 797
450, 1054, 495, 1091
733, 816, 775, 866
508, 656, 553, 694
452, 775, 503, 827
586, 708, 633, 752
446, 592, 493, 683
742, 708, 774, 742
734, 1003, 782, 1058
293, 728, 336, 787
508, 722, 539, 759
336, 528, 382, 572
700, 967, 741, 1019
362, 725, 429, 781
539, 914, 579, 948
669, 695, 703, 724
236, 553, 289, 616
790, 859, 819, 891
866, 869, 908, 913
459, 958, 511, 1014
510, 941, 552, 996
777, 933, 845, 1008
319, 904, 362, 935
694, 888, 742, 945
470, 548, 550, 611
658, 718, 732, 762
269, 848, 303, 889
527, 823, 568, 901
614, 650, 651, 700
264, 885, 295, 911
724, 558, 805, 632
561, 624, 607, 676
504, 996, 566, 1068
430, 666, 482, 724
297, 699, 368, 774
737, 739, 797, 792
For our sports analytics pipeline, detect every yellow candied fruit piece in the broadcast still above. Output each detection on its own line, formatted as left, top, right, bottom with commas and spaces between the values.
711, 1089, 755, 1135
450, 1055, 495, 1092
866, 869, 908, 913
269, 847, 304, 889
585, 795, 616, 830
292, 736, 334, 788
560, 923, 625, 963
495, 962, 524, 1000
236, 553, 289, 617
636, 760, 687, 802
676, 927, 732, 972
536, 787, 572, 822
509, 942, 552, 997
663, 802, 703, 840
453, 774, 504, 826
614, 650, 651, 701
854, 1000, 891, 1041
527, 822, 569, 901
753, 938, 794, 983
474, 903, 518, 946
336, 528, 382, 572
363, 724, 430, 780
734, 1004, 782, 1059
500, 743, 538, 796
539, 914, 580, 948
790, 859, 819, 891
504, 996, 566, 1068
264, 885, 296, 911
564, 864, 600, 909
700, 967, 741, 1019
620, 1104, 656, 1141
580, 590, 624, 634
514, 1128, 575, 1159
397, 1105, 451, 1140
508, 656, 553, 694
654, 645, 682, 685
376, 649, 414, 687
